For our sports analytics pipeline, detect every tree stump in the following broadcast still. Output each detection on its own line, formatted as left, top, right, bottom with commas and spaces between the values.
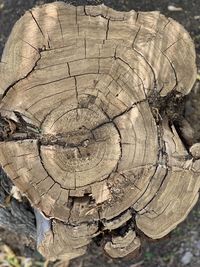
0, 2, 199, 262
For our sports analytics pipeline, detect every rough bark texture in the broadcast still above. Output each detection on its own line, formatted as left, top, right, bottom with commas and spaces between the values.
0, 169, 36, 239
0, 1, 199, 262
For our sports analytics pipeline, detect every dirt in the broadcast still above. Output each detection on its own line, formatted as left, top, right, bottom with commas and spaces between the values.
0, 0, 200, 267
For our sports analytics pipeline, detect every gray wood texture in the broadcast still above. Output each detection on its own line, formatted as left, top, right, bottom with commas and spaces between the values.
0, 2, 198, 262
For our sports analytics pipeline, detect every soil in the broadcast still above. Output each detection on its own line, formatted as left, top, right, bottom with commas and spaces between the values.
0, 0, 200, 267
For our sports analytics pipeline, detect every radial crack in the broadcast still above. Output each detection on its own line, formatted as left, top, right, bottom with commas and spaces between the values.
2, 52, 42, 99
29, 11, 45, 38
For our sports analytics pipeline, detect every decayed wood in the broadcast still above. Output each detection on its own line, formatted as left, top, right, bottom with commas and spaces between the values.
104, 229, 141, 258
0, 168, 36, 251
0, 1, 199, 261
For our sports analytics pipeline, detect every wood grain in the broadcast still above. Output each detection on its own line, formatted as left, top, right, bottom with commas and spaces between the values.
0, 2, 198, 261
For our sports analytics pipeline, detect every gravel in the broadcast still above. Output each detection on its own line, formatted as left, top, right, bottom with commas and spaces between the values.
181, 251, 194, 265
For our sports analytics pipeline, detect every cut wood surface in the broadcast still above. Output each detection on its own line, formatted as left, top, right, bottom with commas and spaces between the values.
0, 1, 199, 261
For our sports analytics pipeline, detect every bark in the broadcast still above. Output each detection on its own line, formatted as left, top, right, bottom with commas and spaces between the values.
0, 169, 36, 251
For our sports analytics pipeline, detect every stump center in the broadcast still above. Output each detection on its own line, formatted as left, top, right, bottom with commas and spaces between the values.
40, 104, 121, 189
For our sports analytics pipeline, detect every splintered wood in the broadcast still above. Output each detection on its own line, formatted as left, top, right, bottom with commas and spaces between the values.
0, 2, 199, 261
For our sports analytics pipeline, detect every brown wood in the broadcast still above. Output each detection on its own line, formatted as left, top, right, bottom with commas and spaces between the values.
0, 1, 199, 261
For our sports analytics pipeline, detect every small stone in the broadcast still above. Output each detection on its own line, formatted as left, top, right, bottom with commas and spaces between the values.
181, 251, 193, 265
196, 240, 200, 250
0, 2, 4, 9
168, 5, 183, 11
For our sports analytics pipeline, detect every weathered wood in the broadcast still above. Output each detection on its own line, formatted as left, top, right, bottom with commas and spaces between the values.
104, 229, 141, 258
0, 1, 199, 262
0, 169, 36, 243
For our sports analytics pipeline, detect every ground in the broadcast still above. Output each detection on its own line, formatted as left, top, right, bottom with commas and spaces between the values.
0, 0, 200, 267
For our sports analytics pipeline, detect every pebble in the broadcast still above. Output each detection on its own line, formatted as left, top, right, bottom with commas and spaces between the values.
196, 240, 200, 250
181, 251, 193, 265
168, 5, 183, 11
